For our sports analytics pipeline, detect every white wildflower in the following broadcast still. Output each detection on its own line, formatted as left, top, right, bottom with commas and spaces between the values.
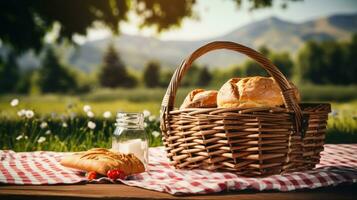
330, 110, 338, 117
151, 131, 160, 138
83, 105, 91, 113
37, 136, 46, 144
69, 112, 76, 119
144, 122, 148, 128
16, 135, 23, 140
87, 111, 94, 118
10, 99, 19, 107
50, 112, 57, 118
149, 115, 157, 122
87, 121, 96, 129
40, 122, 48, 129
103, 111, 112, 119
24, 135, 28, 140
62, 122, 68, 128
25, 110, 34, 119
17, 109, 26, 117
143, 110, 151, 118
45, 130, 51, 135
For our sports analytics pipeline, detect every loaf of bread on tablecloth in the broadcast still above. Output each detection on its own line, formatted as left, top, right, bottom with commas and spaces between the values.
217, 76, 300, 109
60, 148, 145, 175
180, 89, 218, 109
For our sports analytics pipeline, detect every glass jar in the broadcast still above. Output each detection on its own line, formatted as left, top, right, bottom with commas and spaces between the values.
112, 112, 148, 170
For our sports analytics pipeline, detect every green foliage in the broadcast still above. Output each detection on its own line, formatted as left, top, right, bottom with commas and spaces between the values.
159, 70, 174, 88
297, 34, 357, 85
196, 66, 212, 87
0, 0, 191, 52
15, 70, 34, 94
181, 64, 200, 86
210, 67, 235, 87
99, 44, 137, 88
181, 64, 213, 87
37, 47, 77, 93
72, 69, 95, 94
233, 0, 298, 10
258, 45, 270, 56
143, 61, 161, 88
123, 75, 138, 88
345, 34, 357, 83
270, 52, 293, 78
0, 51, 20, 93
0, 114, 162, 151
240, 46, 293, 78
0, 0, 294, 51
243, 60, 268, 77
231, 66, 245, 77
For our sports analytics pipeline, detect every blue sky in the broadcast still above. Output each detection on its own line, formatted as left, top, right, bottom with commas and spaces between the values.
82, 0, 357, 42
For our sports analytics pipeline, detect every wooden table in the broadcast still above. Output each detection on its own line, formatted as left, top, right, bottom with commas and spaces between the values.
1, 183, 356, 200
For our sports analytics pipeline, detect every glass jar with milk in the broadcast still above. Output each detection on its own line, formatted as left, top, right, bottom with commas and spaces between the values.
112, 112, 148, 170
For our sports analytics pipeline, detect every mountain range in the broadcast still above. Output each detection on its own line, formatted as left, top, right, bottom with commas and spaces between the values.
15, 13, 357, 72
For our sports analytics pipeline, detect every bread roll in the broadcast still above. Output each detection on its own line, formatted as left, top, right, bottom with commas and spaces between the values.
60, 148, 145, 176
217, 76, 300, 108
180, 89, 218, 109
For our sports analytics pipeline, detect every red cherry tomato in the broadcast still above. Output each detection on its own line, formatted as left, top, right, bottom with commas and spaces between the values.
107, 169, 126, 180
86, 171, 97, 180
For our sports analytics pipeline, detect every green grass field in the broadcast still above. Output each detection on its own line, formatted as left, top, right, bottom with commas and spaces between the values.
1, 84, 356, 117
0, 88, 193, 118
0, 86, 356, 152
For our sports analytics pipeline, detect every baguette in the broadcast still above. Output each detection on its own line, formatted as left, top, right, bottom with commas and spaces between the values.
60, 148, 145, 175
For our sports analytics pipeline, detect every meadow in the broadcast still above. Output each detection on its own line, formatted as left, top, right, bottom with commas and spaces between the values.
0, 85, 356, 152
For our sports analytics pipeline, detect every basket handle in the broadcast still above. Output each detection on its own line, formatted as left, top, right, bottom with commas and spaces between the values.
161, 41, 304, 136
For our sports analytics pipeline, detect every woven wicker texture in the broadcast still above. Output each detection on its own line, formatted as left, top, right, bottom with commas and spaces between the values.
160, 41, 330, 176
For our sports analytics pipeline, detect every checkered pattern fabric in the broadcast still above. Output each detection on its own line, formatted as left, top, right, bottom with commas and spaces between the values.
1, 144, 357, 195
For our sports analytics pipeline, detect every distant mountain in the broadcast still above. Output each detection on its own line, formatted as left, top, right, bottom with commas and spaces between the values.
14, 13, 357, 72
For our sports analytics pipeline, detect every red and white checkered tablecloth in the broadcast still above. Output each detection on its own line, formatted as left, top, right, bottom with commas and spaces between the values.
1, 144, 357, 195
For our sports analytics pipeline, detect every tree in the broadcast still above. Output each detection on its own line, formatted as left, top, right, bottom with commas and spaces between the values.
196, 66, 212, 87
0, 0, 299, 52
0, 51, 20, 93
258, 46, 293, 78
37, 47, 77, 93
258, 45, 270, 56
346, 34, 357, 84
243, 60, 268, 77
296, 34, 357, 85
297, 41, 324, 84
181, 64, 201, 87
143, 61, 161, 88
270, 52, 293, 78
99, 44, 136, 88
160, 70, 174, 88
320, 41, 346, 84
15, 70, 34, 94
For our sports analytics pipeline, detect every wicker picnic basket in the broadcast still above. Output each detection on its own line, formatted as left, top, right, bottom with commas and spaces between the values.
160, 41, 331, 176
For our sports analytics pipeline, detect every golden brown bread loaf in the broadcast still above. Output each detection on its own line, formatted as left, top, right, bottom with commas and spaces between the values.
60, 148, 145, 176
180, 89, 218, 109
217, 76, 300, 108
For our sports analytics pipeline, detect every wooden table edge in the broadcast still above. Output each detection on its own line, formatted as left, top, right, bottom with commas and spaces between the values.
1, 183, 357, 200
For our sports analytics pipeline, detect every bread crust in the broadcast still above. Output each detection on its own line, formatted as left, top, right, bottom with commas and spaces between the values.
217, 76, 300, 108
60, 148, 145, 175
180, 89, 218, 109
